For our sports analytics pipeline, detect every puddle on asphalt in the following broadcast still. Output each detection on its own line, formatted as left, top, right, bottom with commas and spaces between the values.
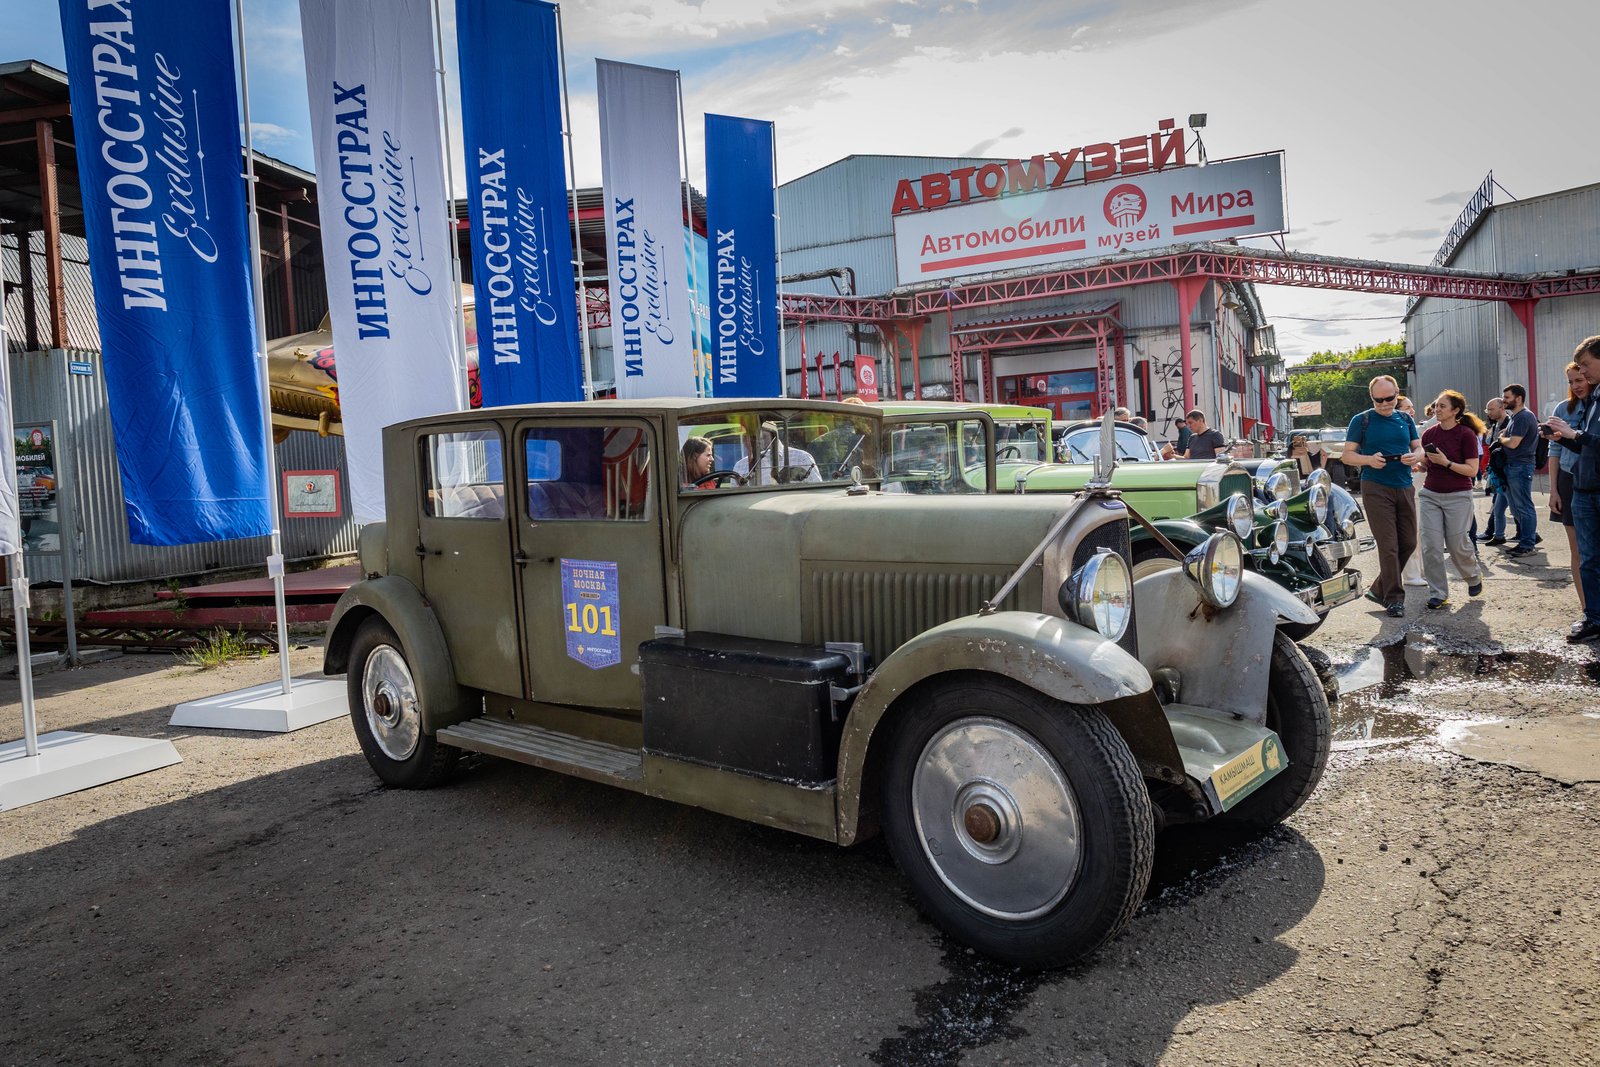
1331, 634, 1600, 756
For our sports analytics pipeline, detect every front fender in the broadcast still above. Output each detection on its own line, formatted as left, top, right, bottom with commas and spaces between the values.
322, 576, 477, 735
1134, 568, 1311, 728
833, 611, 1157, 844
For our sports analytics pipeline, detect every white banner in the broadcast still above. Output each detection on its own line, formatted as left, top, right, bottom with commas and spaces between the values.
299, 0, 463, 523
0, 273, 18, 556
894, 152, 1287, 285
597, 60, 694, 398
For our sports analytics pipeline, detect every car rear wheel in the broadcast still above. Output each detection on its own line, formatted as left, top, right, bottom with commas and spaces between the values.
1219, 631, 1330, 828
880, 675, 1154, 969
348, 618, 459, 789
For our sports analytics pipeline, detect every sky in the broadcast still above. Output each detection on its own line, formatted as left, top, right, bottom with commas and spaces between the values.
5, 0, 1595, 362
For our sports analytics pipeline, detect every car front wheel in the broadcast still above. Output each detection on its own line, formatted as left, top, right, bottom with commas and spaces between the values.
347, 618, 459, 789
880, 675, 1154, 969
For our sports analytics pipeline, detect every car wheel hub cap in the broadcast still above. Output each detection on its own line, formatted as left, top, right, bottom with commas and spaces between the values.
362, 645, 420, 762
912, 716, 1082, 920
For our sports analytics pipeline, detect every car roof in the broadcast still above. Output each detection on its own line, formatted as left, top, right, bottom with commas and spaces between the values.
393, 397, 877, 432
879, 401, 1050, 419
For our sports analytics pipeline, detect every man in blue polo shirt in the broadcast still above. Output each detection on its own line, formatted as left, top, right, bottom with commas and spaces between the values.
1345, 375, 1423, 616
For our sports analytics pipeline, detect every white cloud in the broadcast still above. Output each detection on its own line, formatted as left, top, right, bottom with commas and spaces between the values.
891, 22, 912, 36
248, 122, 297, 146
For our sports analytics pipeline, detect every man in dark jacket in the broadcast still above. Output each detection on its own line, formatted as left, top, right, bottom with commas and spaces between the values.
1546, 334, 1600, 642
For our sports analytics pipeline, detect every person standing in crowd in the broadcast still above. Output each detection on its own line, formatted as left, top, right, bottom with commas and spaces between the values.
1182, 409, 1226, 460
1417, 390, 1485, 610
1497, 383, 1540, 557
1113, 406, 1132, 421
1398, 396, 1428, 588
1479, 396, 1511, 545
1548, 360, 1593, 624
1288, 433, 1323, 479
1344, 375, 1423, 617
1544, 335, 1600, 642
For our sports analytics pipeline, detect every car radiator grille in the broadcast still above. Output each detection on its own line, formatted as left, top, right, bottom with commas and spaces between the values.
807, 567, 1020, 663
1071, 520, 1139, 659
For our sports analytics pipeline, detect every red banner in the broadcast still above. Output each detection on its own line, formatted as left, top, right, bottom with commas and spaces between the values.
855, 355, 879, 402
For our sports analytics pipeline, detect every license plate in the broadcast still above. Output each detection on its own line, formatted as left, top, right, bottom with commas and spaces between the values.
1209, 736, 1285, 811
1319, 572, 1359, 606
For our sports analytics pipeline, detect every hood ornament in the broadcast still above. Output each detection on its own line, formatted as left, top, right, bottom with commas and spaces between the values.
1086, 410, 1118, 489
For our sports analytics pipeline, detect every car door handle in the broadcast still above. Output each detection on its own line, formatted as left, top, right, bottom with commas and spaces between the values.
513, 550, 554, 565
415, 544, 441, 558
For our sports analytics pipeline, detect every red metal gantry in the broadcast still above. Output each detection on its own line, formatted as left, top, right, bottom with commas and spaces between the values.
582, 243, 1600, 408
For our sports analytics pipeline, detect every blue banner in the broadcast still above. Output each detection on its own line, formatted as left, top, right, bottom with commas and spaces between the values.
686, 228, 710, 397
457, 0, 583, 405
705, 114, 780, 398
56, 0, 269, 546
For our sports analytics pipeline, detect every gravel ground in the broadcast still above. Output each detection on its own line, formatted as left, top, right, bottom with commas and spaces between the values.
2, 493, 1596, 1066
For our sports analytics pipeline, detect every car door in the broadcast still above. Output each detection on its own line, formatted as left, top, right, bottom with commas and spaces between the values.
512, 417, 667, 711
415, 423, 524, 698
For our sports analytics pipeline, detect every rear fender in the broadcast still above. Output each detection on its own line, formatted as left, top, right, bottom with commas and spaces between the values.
834, 612, 1177, 845
323, 576, 477, 734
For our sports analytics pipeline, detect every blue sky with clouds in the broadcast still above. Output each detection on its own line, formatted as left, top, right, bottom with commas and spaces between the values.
5, 0, 1594, 359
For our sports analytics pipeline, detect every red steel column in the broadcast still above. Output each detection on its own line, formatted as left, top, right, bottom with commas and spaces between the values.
1171, 276, 1207, 413
910, 319, 925, 401
36, 119, 67, 349
1509, 299, 1540, 409
798, 326, 808, 399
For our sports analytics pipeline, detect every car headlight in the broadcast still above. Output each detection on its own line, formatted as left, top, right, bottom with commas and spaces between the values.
1306, 468, 1331, 491
1309, 483, 1329, 525
1059, 548, 1133, 642
1225, 492, 1254, 540
1270, 499, 1289, 522
1272, 520, 1290, 558
1264, 472, 1292, 501
1184, 532, 1244, 608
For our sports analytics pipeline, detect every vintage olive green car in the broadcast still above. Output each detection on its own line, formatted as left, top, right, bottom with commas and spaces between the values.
325, 400, 1330, 969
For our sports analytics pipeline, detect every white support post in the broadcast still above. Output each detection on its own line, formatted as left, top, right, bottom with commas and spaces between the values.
555, 5, 595, 401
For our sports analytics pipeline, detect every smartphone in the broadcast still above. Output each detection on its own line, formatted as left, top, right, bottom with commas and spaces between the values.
1424, 443, 1442, 454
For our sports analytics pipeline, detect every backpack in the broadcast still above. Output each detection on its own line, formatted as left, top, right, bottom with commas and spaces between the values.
1535, 418, 1550, 472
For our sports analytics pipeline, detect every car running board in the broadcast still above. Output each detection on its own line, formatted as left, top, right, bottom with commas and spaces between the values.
437, 717, 646, 791
1162, 704, 1287, 816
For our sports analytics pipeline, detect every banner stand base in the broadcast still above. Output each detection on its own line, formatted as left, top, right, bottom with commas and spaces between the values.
169, 677, 347, 733
0, 731, 182, 811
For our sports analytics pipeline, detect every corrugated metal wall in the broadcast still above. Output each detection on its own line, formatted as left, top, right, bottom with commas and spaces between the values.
1410, 185, 1600, 422
8, 347, 356, 584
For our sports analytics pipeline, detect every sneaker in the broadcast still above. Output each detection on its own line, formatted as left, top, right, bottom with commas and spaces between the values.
1404, 577, 1429, 587
1482, 535, 1507, 546
1426, 596, 1449, 610
1467, 580, 1483, 597
1504, 545, 1536, 558
1386, 602, 1405, 618
1567, 623, 1600, 644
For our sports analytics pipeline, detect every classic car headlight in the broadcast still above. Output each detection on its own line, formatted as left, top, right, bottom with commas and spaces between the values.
1059, 548, 1132, 642
1264, 472, 1292, 502
1308, 483, 1330, 525
1270, 499, 1289, 522
1307, 468, 1331, 491
1225, 492, 1254, 540
1272, 520, 1290, 558
1184, 532, 1244, 608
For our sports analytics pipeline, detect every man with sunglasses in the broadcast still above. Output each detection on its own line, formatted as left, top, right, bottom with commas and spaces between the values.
1344, 375, 1424, 616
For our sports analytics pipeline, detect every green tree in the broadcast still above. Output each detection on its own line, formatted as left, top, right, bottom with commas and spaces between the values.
1291, 339, 1409, 428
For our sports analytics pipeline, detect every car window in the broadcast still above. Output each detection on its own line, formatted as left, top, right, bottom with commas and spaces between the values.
523, 424, 652, 521
679, 409, 879, 490
994, 420, 1048, 462
422, 429, 506, 519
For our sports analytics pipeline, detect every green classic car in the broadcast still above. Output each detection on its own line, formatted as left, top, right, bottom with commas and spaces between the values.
326, 400, 1331, 969
879, 405, 1362, 637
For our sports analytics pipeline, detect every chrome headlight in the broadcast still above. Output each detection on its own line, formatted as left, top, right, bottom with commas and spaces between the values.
1270, 499, 1289, 522
1307, 468, 1331, 491
1225, 492, 1254, 540
1272, 520, 1290, 559
1184, 532, 1244, 608
1264, 472, 1292, 501
1308, 483, 1329, 525
1341, 517, 1357, 538
1059, 548, 1133, 642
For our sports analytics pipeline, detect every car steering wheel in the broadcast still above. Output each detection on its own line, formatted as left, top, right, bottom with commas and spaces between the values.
996, 444, 1021, 459
701, 469, 748, 487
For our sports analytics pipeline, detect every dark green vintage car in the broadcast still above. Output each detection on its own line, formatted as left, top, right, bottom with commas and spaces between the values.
325, 400, 1331, 969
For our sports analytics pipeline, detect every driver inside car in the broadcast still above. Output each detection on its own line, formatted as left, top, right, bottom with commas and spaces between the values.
733, 422, 823, 485
680, 435, 715, 489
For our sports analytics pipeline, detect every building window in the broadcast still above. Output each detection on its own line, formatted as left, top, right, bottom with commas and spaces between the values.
997, 370, 1099, 420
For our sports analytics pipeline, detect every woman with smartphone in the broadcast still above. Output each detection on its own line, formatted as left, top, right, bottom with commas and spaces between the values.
1417, 390, 1486, 610
1547, 362, 1590, 620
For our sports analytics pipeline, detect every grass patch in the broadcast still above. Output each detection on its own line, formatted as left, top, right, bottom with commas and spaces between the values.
166, 578, 189, 612
177, 627, 265, 670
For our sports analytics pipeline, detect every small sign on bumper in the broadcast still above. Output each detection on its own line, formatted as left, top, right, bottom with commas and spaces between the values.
1205, 735, 1286, 812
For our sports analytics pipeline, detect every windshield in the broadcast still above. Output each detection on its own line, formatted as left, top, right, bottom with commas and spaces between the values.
881, 417, 987, 494
1060, 427, 1153, 464
994, 420, 1049, 463
678, 409, 879, 491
